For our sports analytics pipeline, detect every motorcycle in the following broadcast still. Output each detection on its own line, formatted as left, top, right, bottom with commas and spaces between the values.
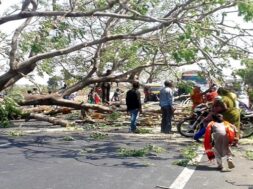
177, 103, 209, 138
177, 102, 253, 138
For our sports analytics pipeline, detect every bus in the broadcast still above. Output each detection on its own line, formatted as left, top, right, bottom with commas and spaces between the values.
181, 70, 209, 91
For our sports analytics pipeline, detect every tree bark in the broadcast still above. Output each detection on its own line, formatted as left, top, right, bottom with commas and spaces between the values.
29, 113, 73, 127
19, 94, 113, 113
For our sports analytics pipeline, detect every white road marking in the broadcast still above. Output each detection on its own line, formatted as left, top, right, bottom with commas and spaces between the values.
0, 142, 12, 147
169, 147, 204, 189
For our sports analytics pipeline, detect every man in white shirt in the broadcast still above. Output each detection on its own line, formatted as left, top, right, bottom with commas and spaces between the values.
159, 80, 174, 133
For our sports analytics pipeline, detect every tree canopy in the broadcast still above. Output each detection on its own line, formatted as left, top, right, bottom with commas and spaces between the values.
0, 0, 253, 96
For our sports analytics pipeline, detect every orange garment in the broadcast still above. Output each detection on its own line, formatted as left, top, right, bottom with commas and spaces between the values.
204, 121, 236, 160
205, 91, 218, 102
190, 88, 204, 109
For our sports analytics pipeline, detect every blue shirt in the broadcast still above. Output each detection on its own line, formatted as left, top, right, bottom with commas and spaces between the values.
159, 87, 173, 107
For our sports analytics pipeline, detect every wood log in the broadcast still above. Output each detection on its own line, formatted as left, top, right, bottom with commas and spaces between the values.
19, 94, 112, 113
28, 113, 74, 127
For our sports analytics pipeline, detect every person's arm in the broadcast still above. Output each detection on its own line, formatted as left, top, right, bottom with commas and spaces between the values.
137, 90, 142, 113
221, 99, 228, 111
126, 91, 130, 112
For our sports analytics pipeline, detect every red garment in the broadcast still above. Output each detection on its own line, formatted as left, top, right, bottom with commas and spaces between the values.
94, 93, 101, 104
205, 91, 218, 102
190, 88, 204, 109
204, 121, 236, 160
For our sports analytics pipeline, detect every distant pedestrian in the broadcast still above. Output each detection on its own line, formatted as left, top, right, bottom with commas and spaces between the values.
101, 69, 112, 103
88, 88, 101, 104
111, 88, 121, 102
87, 88, 94, 104
126, 81, 142, 133
159, 80, 174, 134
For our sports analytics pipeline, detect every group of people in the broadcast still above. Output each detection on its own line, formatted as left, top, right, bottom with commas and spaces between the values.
126, 81, 240, 171
87, 86, 122, 105
126, 80, 174, 133
191, 84, 241, 171
87, 70, 124, 105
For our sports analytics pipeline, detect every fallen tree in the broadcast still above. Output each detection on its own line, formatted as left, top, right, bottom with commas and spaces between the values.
20, 94, 113, 113
28, 113, 74, 127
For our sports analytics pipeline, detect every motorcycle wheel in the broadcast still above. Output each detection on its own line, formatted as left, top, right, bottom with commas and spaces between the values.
177, 117, 196, 137
240, 119, 253, 138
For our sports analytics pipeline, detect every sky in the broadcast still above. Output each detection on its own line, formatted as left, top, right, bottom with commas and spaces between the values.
0, 1, 249, 85
0, 0, 50, 85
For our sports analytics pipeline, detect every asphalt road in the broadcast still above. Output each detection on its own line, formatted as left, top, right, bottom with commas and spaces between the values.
0, 122, 252, 189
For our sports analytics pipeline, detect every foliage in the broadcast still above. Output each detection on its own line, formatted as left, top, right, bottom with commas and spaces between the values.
245, 150, 253, 161
107, 111, 122, 121
1, 0, 253, 97
0, 97, 22, 127
47, 76, 62, 92
177, 81, 194, 95
118, 144, 166, 157
90, 132, 108, 140
238, 1, 253, 21
137, 128, 153, 134
9, 130, 24, 137
66, 126, 84, 132
173, 144, 199, 167
234, 58, 253, 87
173, 159, 190, 167
248, 89, 253, 102
63, 136, 75, 141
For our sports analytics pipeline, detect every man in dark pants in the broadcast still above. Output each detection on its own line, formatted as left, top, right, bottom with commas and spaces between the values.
101, 69, 111, 103
126, 81, 142, 133
159, 80, 174, 133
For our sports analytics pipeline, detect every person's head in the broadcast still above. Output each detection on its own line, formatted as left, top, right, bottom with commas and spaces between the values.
132, 81, 140, 89
210, 85, 217, 92
217, 87, 230, 96
116, 88, 120, 92
193, 85, 201, 93
33, 88, 37, 91
27, 90, 32, 94
164, 80, 173, 88
212, 114, 224, 123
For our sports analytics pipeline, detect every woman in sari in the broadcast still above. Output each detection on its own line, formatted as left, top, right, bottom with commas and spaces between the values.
204, 114, 236, 171
217, 87, 241, 134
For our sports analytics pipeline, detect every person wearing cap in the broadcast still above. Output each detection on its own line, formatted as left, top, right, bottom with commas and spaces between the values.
190, 85, 204, 110
159, 80, 174, 133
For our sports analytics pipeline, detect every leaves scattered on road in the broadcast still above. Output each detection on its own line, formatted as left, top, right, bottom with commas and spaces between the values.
245, 150, 253, 160
118, 144, 166, 157
173, 144, 199, 167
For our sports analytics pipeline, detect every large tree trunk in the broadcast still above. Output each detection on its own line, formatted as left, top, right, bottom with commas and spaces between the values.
29, 113, 73, 127
0, 65, 36, 91
19, 94, 113, 113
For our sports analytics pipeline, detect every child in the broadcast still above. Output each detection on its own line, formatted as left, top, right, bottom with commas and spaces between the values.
111, 88, 121, 102
204, 114, 237, 171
